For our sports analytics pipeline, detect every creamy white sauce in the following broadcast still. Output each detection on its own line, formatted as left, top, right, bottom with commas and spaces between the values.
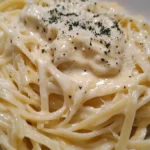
20, 0, 126, 78
12, 0, 143, 92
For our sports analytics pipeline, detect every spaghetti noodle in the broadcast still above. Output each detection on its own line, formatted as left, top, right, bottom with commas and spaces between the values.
0, 0, 150, 150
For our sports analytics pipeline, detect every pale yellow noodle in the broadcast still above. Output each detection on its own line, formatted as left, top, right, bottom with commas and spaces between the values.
0, 0, 150, 150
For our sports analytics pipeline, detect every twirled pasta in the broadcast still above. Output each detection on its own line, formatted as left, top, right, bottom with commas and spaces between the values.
0, 0, 150, 150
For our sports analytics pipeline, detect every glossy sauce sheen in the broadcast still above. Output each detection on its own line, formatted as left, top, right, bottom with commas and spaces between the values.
20, 0, 132, 91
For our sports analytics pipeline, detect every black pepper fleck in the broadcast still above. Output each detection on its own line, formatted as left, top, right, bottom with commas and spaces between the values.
90, 41, 92, 46
68, 95, 72, 99
100, 41, 103, 44
41, 49, 46, 53
79, 86, 82, 90
106, 43, 110, 48
69, 24, 73, 31
101, 58, 105, 62
104, 51, 108, 55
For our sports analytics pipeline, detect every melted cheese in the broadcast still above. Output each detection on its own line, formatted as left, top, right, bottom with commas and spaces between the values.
21, 1, 126, 80
0, 0, 150, 150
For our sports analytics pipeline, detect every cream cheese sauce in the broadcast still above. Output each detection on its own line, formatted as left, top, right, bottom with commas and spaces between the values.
19, 0, 136, 91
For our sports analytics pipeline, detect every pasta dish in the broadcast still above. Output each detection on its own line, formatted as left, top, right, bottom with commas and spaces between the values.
0, 0, 150, 149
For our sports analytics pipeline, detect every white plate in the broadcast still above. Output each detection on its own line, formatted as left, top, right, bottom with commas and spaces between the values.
103, 0, 150, 22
